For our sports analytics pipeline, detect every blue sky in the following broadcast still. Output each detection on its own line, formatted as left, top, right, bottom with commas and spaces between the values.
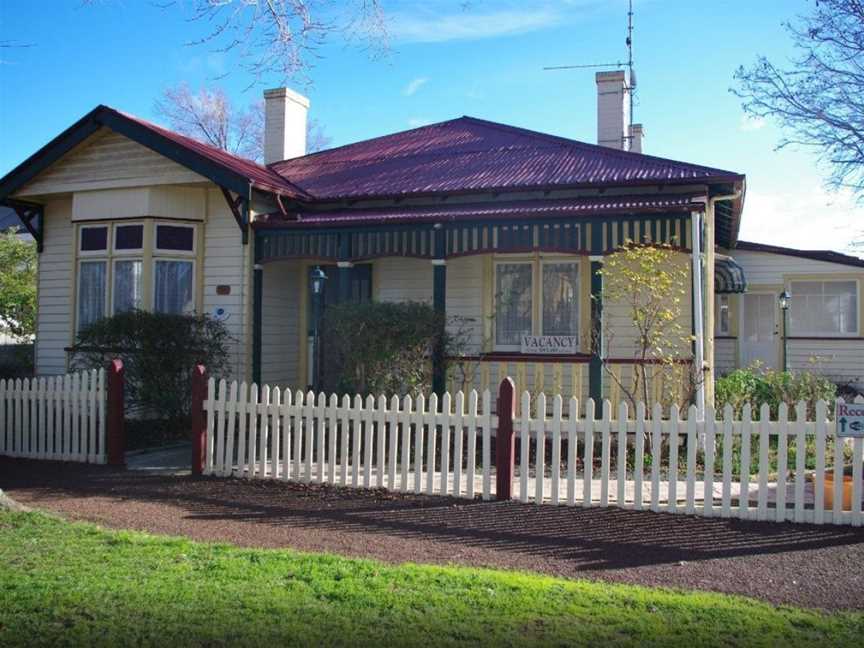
1, 0, 861, 252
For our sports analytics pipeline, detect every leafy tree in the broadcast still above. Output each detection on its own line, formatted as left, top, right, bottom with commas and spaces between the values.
154, 83, 332, 162
0, 227, 37, 340
733, 0, 864, 196
597, 241, 697, 409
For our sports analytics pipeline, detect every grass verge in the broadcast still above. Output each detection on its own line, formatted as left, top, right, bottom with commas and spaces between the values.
0, 511, 861, 647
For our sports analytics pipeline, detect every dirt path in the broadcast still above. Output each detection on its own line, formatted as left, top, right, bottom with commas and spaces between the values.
3, 457, 863, 611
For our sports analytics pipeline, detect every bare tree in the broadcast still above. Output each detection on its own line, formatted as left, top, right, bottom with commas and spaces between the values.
154, 83, 331, 162
733, 0, 864, 197
87, 0, 388, 85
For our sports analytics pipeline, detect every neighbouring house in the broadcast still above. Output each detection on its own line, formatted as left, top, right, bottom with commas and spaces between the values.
0, 73, 860, 408
715, 241, 864, 387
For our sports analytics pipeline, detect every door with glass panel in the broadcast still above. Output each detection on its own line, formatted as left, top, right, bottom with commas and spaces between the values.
739, 292, 778, 369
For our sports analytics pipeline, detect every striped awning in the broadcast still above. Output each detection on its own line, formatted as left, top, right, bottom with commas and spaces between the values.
715, 254, 747, 293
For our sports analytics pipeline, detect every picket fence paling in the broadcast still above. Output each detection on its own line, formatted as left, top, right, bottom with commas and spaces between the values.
203, 378, 864, 527
0, 369, 107, 464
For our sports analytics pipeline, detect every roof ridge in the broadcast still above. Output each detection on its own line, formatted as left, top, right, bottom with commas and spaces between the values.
457, 115, 743, 177
270, 116, 471, 168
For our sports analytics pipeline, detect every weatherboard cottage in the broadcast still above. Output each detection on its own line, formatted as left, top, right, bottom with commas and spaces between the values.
2, 73, 862, 409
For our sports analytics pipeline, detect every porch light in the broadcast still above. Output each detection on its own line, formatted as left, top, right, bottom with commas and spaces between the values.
311, 266, 327, 295
779, 290, 791, 372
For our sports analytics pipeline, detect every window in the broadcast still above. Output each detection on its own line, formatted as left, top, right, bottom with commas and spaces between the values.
79, 226, 108, 254
114, 224, 144, 252
75, 221, 198, 330
154, 260, 194, 314
113, 259, 143, 314
542, 262, 580, 338
716, 294, 730, 335
155, 224, 195, 253
494, 260, 582, 350
789, 280, 858, 335
78, 261, 106, 331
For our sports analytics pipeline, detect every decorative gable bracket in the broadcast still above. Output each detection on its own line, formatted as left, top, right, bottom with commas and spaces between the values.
2, 198, 44, 252
220, 187, 251, 245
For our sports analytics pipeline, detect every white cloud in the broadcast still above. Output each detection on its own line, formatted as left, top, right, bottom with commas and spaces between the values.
739, 115, 767, 132
390, 7, 560, 43
738, 184, 864, 256
407, 117, 433, 128
402, 77, 429, 96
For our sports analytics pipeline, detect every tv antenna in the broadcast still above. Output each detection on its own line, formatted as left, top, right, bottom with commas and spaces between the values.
544, 0, 637, 138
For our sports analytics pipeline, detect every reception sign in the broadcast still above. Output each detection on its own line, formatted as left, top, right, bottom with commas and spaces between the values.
520, 335, 579, 355
836, 401, 864, 437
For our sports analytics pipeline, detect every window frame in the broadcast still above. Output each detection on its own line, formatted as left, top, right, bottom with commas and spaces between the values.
110, 257, 144, 315
76, 259, 108, 332
787, 278, 860, 337
493, 259, 534, 352
492, 257, 584, 353
78, 225, 109, 257
112, 222, 145, 256
152, 257, 197, 315
539, 259, 580, 341
154, 222, 197, 256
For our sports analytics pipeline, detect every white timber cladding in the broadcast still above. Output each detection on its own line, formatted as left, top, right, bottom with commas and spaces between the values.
446, 256, 485, 353
788, 340, 864, 386
35, 198, 74, 375
715, 339, 737, 376
725, 249, 864, 384
261, 261, 301, 387
374, 257, 433, 303
15, 129, 205, 197
203, 187, 251, 380
72, 186, 207, 222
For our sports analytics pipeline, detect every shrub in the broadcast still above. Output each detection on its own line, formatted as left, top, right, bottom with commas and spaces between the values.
715, 365, 837, 420
69, 310, 232, 422
320, 301, 448, 396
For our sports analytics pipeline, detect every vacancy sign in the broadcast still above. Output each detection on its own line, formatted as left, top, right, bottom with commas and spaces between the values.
836, 401, 864, 437
521, 335, 579, 354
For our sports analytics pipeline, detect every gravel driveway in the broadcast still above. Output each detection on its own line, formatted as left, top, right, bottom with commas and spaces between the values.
2, 457, 863, 611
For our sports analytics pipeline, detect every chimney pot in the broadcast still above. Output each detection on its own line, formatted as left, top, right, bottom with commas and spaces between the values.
629, 123, 644, 153
263, 87, 310, 164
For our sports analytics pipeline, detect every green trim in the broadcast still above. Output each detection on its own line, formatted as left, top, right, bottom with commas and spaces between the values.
252, 266, 263, 386
589, 259, 603, 404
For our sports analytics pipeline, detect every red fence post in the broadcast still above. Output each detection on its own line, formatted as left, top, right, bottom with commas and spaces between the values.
496, 377, 516, 501
191, 364, 208, 475
106, 359, 125, 466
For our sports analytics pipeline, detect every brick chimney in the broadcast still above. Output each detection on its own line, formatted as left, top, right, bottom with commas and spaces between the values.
263, 87, 309, 164
595, 70, 631, 150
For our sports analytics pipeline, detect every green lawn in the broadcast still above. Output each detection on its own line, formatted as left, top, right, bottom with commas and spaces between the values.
0, 511, 861, 647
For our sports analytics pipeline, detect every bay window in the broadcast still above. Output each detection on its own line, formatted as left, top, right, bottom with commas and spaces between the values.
789, 280, 858, 336
494, 259, 581, 350
75, 220, 198, 331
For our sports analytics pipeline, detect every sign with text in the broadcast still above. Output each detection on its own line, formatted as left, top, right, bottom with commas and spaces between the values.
520, 335, 579, 355
836, 401, 864, 437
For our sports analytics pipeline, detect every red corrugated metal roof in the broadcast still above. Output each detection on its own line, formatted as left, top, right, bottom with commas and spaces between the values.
255, 194, 705, 228
106, 107, 309, 199
270, 116, 743, 200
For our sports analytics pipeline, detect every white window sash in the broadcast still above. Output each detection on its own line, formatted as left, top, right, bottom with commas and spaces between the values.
494, 260, 533, 351
112, 222, 145, 255
78, 225, 109, 257
788, 280, 859, 337
154, 222, 197, 256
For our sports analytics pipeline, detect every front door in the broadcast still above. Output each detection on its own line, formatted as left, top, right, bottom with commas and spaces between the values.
739, 292, 778, 369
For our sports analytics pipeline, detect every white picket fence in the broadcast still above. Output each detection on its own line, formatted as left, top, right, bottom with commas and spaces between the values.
0, 369, 107, 463
203, 378, 864, 527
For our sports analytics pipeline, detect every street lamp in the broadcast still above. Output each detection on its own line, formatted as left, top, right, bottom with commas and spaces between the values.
779, 290, 791, 372
310, 266, 327, 391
